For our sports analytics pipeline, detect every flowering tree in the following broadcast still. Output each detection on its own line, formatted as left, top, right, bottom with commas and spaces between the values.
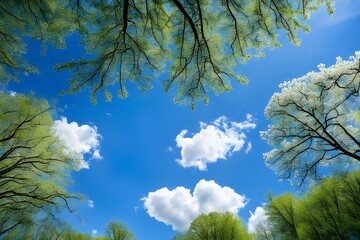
261, 52, 360, 187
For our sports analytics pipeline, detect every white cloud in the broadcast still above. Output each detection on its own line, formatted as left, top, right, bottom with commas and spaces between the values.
2, 90, 17, 96
142, 179, 247, 231
175, 115, 256, 170
88, 200, 94, 208
78, 160, 90, 169
92, 149, 102, 160
91, 229, 97, 235
248, 206, 269, 234
245, 142, 252, 154
53, 117, 102, 169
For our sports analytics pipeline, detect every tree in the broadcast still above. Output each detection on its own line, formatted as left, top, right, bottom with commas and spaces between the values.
175, 212, 253, 240
266, 193, 300, 240
0, 92, 80, 237
58, 0, 335, 107
261, 51, 360, 187
298, 170, 360, 239
265, 169, 360, 240
32, 216, 66, 240
0, 1, 74, 84
31, 219, 136, 240
31, 217, 96, 240
60, 229, 93, 240
251, 213, 272, 240
105, 221, 135, 240
0, 210, 33, 239
1, 1, 333, 107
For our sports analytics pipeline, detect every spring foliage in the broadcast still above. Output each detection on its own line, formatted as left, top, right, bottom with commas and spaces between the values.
0, 1, 74, 83
0, 93, 79, 236
174, 212, 253, 240
264, 169, 360, 239
0, 0, 334, 107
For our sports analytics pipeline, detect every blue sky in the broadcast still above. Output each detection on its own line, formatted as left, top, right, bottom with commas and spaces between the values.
5, 1, 360, 239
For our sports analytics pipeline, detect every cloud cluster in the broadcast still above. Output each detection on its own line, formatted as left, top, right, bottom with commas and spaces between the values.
142, 179, 247, 231
53, 117, 102, 169
248, 206, 269, 233
175, 114, 256, 170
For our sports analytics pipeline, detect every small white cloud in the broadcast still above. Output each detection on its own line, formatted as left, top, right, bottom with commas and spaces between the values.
167, 146, 174, 152
79, 160, 90, 169
92, 149, 103, 159
142, 179, 247, 231
106, 112, 111, 116
88, 200, 94, 208
248, 206, 269, 234
91, 229, 97, 235
175, 115, 256, 170
53, 117, 102, 169
2, 90, 17, 96
245, 142, 252, 154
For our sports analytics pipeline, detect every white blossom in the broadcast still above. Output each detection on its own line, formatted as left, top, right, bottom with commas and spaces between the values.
263, 52, 360, 186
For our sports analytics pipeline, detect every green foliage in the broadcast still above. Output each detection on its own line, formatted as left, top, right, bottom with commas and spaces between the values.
266, 193, 300, 240
0, 210, 33, 239
61, 229, 93, 240
0, 1, 75, 83
265, 169, 360, 239
105, 221, 135, 240
176, 212, 253, 240
94, 237, 110, 240
354, 109, 360, 124
57, 0, 334, 107
0, 1, 334, 107
29, 216, 77, 240
1, 214, 138, 240
31, 220, 93, 240
0, 92, 80, 237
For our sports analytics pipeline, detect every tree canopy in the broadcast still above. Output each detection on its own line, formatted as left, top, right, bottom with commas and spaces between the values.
174, 212, 253, 240
263, 169, 360, 239
0, 0, 334, 107
105, 221, 135, 240
261, 51, 360, 187
0, 92, 80, 237
0, 1, 74, 83
2, 215, 136, 240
